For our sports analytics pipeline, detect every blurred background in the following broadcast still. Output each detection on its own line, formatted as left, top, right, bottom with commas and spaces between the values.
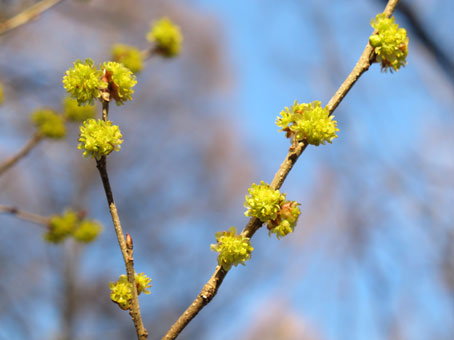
0, 0, 453, 339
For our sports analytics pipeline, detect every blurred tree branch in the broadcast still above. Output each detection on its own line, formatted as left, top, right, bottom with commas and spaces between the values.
0, 0, 64, 36
0, 203, 49, 226
0, 133, 42, 177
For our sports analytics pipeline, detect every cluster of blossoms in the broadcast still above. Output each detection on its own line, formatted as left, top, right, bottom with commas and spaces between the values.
78, 119, 123, 160
244, 181, 301, 239
147, 17, 183, 58
111, 44, 144, 74
210, 227, 254, 271
30, 108, 66, 139
62, 96, 96, 122
45, 209, 102, 243
211, 183, 301, 270
62, 59, 137, 106
276, 101, 338, 146
369, 13, 409, 72
109, 272, 152, 310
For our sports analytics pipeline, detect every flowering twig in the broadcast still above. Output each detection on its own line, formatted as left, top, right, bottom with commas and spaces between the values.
95, 99, 148, 340
0, 0, 64, 36
0, 133, 43, 177
0, 204, 49, 226
161, 1, 400, 339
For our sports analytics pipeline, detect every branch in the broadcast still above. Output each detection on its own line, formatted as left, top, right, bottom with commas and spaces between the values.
161, 1, 400, 339
95, 100, 148, 340
0, 204, 49, 226
0, 133, 43, 177
0, 0, 64, 36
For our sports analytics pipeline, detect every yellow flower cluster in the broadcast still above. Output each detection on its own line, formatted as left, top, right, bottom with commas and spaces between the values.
62, 97, 96, 122
109, 273, 152, 310
370, 13, 409, 72
78, 119, 123, 160
63, 59, 137, 105
244, 181, 301, 239
210, 227, 254, 271
147, 17, 183, 58
276, 100, 338, 146
45, 210, 102, 243
111, 44, 144, 73
30, 109, 66, 139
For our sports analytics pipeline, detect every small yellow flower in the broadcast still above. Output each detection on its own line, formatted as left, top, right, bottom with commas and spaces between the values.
276, 101, 338, 146
147, 17, 183, 58
267, 201, 301, 239
31, 108, 66, 139
111, 44, 144, 73
72, 219, 102, 243
78, 119, 123, 160
109, 272, 152, 310
63, 59, 106, 105
62, 96, 96, 122
244, 181, 285, 222
210, 227, 254, 271
45, 210, 79, 243
101, 61, 137, 105
370, 13, 409, 72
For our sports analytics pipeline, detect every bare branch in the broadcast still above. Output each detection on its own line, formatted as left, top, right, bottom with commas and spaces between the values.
0, 133, 43, 177
0, 204, 49, 226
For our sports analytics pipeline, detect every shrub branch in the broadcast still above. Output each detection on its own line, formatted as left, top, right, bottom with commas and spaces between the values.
0, 204, 49, 226
94, 99, 148, 340
161, 1, 400, 339
0, 133, 43, 177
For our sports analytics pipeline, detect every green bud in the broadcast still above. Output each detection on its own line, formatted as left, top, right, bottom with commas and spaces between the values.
0, 83, 3, 104
31, 108, 66, 139
111, 44, 144, 73
276, 100, 338, 146
62, 96, 96, 122
147, 17, 183, 58
78, 119, 123, 160
370, 13, 409, 72
210, 227, 254, 271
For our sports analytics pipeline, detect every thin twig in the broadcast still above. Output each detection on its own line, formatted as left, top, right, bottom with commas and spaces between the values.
0, 204, 49, 226
95, 100, 148, 340
102, 99, 109, 121
141, 47, 156, 61
0, 0, 64, 36
161, 1, 400, 339
0, 133, 43, 177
